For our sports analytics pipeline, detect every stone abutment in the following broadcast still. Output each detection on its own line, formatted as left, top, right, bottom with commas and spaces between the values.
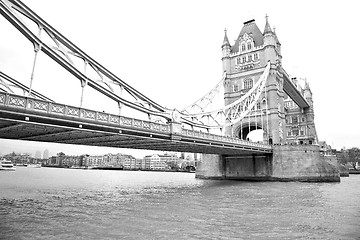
196, 145, 340, 182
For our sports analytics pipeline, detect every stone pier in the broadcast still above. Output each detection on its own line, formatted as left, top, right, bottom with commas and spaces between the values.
321, 154, 349, 177
196, 145, 340, 182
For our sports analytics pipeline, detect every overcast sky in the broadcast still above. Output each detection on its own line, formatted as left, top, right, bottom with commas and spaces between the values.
1, 0, 359, 157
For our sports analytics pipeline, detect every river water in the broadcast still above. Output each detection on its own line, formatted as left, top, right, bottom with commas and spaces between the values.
0, 167, 359, 240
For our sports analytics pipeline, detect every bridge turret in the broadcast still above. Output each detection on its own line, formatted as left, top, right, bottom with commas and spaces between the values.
303, 79, 313, 107
262, 15, 279, 65
273, 27, 282, 63
221, 29, 231, 74
263, 15, 275, 45
302, 79, 318, 143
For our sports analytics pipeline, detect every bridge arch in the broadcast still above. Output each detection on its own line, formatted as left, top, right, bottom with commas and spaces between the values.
233, 119, 266, 142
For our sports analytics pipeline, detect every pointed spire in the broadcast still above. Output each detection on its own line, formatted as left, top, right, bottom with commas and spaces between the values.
273, 26, 280, 44
263, 14, 272, 34
222, 28, 231, 48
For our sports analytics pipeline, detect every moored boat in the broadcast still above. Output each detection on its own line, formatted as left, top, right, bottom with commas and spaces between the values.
349, 168, 360, 174
0, 159, 16, 171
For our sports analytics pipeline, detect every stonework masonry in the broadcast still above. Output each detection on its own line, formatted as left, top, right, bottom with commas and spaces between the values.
195, 154, 224, 180
196, 146, 340, 182
321, 154, 349, 177
271, 145, 340, 182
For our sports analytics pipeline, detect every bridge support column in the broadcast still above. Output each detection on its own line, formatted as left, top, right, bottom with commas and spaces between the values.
195, 154, 225, 179
271, 144, 340, 182
224, 154, 272, 181
196, 145, 340, 182
195, 153, 272, 180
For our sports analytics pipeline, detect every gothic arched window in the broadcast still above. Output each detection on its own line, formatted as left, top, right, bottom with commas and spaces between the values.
243, 79, 253, 89
241, 44, 246, 52
247, 42, 252, 50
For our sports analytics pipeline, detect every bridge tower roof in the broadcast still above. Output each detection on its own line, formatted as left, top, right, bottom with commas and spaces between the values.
231, 19, 264, 53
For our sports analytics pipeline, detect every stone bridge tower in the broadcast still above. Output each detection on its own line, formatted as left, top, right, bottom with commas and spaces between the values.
221, 17, 286, 144
196, 16, 339, 182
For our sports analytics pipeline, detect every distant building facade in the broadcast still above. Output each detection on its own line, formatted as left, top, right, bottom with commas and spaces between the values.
143, 154, 179, 170
44, 152, 186, 171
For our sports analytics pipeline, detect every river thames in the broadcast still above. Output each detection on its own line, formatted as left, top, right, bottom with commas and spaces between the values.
1, 167, 359, 239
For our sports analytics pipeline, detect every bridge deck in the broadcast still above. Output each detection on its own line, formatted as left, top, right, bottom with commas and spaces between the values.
0, 93, 272, 155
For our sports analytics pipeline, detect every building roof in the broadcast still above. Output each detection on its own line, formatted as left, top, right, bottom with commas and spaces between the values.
231, 19, 264, 53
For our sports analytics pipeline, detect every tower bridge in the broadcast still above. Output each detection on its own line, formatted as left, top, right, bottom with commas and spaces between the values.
0, 0, 339, 181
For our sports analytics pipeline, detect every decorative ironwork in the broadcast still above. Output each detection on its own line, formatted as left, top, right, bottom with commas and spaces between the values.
0, 93, 5, 104
181, 62, 271, 128
8, 96, 25, 107
109, 115, 120, 124
143, 122, 151, 129
97, 112, 109, 122
67, 107, 79, 116
152, 123, 161, 131
160, 125, 169, 132
51, 104, 65, 114
133, 119, 142, 128
33, 100, 48, 111
121, 117, 132, 126
83, 110, 96, 120
181, 72, 226, 115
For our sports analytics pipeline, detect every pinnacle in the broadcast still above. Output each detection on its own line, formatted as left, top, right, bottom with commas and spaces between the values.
264, 14, 273, 34
222, 28, 231, 48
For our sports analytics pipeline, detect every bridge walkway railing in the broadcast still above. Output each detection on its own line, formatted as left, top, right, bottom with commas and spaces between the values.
0, 92, 272, 150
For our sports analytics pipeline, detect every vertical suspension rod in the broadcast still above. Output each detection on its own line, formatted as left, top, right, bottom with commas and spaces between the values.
118, 85, 124, 115
248, 99, 251, 141
264, 79, 270, 142
148, 104, 152, 121
255, 103, 258, 130
240, 120, 243, 140
80, 59, 88, 108
28, 26, 42, 96
261, 104, 264, 139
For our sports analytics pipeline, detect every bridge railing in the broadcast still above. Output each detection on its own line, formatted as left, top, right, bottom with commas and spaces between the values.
0, 92, 171, 134
181, 128, 271, 149
0, 92, 271, 150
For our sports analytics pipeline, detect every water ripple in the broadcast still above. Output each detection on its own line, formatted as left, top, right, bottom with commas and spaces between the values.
1, 168, 360, 239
